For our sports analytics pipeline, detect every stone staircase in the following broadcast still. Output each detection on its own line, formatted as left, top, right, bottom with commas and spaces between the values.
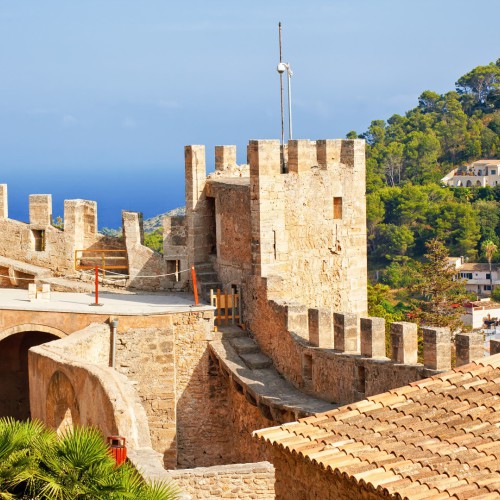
209, 325, 336, 423
194, 262, 222, 302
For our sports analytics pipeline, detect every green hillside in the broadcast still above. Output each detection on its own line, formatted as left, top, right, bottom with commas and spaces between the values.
350, 59, 500, 266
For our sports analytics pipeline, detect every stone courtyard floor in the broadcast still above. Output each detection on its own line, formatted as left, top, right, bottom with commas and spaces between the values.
0, 288, 211, 315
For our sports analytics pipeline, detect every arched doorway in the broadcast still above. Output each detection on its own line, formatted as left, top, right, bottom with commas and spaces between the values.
0, 330, 60, 420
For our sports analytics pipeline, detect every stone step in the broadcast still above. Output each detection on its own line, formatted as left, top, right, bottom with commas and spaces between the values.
240, 352, 273, 369
230, 336, 259, 355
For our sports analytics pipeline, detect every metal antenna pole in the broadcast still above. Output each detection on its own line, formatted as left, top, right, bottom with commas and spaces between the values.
279, 22, 285, 172
287, 68, 293, 140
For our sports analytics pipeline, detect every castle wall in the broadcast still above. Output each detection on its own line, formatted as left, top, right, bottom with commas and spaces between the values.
168, 462, 275, 499
248, 139, 367, 315
29, 324, 152, 449
242, 276, 462, 405
270, 447, 386, 500
205, 179, 252, 288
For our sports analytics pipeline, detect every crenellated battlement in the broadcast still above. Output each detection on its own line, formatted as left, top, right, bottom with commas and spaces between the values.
241, 271, 486, 405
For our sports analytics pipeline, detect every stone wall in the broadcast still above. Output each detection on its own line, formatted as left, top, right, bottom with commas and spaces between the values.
206, 179, 252, 288
241, 277, 482, 405
247, 139, 367, 315
168, 462, 275, 499
29, 323, 152, 448
0, 186, 187, 292
270, 447, 386, 500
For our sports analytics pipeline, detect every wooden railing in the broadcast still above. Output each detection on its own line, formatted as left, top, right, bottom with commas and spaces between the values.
74, 249, 128, 277
210, 288, 240, 326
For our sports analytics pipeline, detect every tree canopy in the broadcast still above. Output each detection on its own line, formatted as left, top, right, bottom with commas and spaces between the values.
357, 59, 500, 265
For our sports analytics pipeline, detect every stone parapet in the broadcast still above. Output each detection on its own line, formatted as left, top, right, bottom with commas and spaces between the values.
455, 332, 484, 366
390, 322, 418, 365
29, 194, 52, 227
0, 184, 8, 219
422, 327, 451, 371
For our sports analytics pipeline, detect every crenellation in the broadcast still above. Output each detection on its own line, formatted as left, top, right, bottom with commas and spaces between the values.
308, 307, 333, 348
360, 316, 386, 358
0, 184, 8, 219
249, 140, 281, 178
285, 303, 308, 339
29, 194, 52, 227
490, 339, 500, 355
455, 332, 484, 366
288, 140, 315, 173
316, 139, 342, 169
334, 312, 359, 352
422, 326, 451, 371
215, 145, 237, 171
390, 322, 418, 365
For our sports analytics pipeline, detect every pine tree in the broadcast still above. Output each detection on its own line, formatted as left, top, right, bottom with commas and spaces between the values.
409, 239, 469, 331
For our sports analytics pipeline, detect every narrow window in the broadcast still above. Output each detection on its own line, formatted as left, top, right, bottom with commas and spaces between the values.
166, 260, 180, 282
333, 197, 343, 219
32, 230, 45, 252
273, 230, 277, 259
357, 365, 366, 394
302, 353, 313, 380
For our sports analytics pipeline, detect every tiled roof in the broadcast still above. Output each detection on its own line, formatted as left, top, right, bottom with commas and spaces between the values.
458, 263, 500, 272
255, 354, 500, 499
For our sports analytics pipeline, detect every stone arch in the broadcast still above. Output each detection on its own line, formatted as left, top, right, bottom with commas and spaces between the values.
0, 324, 66, 344
46, 371, 81, 434
455, 180, 462, 187
476, 180, 481, 186
0, 327, 63, 420
466, 180, 472, 187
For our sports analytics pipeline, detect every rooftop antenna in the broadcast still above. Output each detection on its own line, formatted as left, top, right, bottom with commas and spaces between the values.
277, 23, 293, 173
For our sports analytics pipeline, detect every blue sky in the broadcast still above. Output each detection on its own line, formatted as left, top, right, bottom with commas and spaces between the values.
0, 0, 499, 226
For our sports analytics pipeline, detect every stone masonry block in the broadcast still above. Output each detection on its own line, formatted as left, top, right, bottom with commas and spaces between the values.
316, 139, 342, 169
215, 145, 237, 171
185, 145, 206, 210
334, 312, 358, 352
29, 194, 52, 226
490, 339, 500, 355
422, 327, 451, 371
340, 139, 365, 169
288, 140, 314, 173
123, 211, 144, 246
308, 307, 333, 348
455, 332, 484, 367
0, 184, 7, 219
285, 303, 308, 336
249, 140, 281, 178
360, 316, 385, 358
390, 322, 418, 365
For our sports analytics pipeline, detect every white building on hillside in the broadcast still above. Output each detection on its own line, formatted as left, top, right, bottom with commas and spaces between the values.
442, 159, 500, 187
449, 257, 500, 296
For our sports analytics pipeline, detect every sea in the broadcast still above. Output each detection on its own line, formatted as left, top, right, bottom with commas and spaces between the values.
1, 164, 187, 230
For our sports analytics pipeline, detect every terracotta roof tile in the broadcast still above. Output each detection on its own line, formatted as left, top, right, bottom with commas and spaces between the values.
255, 353, 500, 498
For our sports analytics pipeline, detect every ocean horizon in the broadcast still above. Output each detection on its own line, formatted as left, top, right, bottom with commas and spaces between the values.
1, 164, 187, 230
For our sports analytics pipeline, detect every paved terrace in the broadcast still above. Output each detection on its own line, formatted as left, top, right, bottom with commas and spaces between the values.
0, 288, 212, 315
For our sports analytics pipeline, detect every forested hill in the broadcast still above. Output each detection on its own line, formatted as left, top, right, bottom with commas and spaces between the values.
351, 59, 500, 264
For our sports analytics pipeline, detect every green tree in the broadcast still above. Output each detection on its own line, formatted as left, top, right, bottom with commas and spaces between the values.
144, 229, 164, 254
409, 239, 469, 331
482, 240, 498, 292
456, 63, 500, 110
375, 224, 414, 260
0, 418, 179, 500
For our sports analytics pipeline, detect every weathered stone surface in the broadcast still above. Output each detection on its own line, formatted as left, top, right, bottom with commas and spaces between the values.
390, 322, 418, 365
422, 327, 451, 371
455, 332, 484, 366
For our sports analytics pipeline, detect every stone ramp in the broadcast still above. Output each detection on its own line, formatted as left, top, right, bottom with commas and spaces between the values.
0, 255, 52, 279
209, 326, 336, 423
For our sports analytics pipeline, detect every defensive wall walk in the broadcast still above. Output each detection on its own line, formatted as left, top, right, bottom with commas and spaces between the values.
0, 288, 207, 316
